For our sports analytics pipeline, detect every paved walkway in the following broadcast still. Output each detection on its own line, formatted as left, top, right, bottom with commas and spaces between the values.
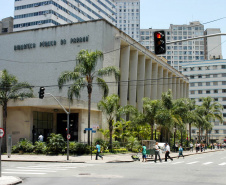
0, 149, 224, 185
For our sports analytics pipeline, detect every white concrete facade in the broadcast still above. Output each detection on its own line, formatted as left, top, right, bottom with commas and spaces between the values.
14, 0, 116, 31
0, 19, 188, 144
182, 60, 226, 144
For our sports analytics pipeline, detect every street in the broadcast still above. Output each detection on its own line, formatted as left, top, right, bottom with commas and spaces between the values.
1, 150, 226, 185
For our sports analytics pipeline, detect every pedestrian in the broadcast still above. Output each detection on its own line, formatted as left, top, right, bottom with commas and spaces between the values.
178, 145, 184, 159
95, 142, 103, 160
195, 142, 199, 153
165, 143, 173, 162
189, 142, 193, 152
210, 143, 213, 150
175, 142, 178, 152
154, 142, 162, 163
38, 134, 44, 142
141, 144, 147, 162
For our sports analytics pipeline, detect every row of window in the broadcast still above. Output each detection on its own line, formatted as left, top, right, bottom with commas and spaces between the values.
190, 89, 226, 94
192, 129, 226, 134
192, 97, 226, 102
14, 19, 60, 28
118, 9, 139, 12
189, 73, 226, 79
162, 56, 204, 61
190, 81, 226, 87
184, 65, 226, 71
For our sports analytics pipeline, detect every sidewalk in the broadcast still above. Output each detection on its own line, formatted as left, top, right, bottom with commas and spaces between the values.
0, 149, 224, 185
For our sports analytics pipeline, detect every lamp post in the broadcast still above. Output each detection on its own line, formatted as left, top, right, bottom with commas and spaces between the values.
187, 129, 189, 148
154, 123, 157, 141
173, 127, 176, 152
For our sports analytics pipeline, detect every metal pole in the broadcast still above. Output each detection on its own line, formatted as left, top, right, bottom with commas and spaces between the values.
91, 132, 92, 160
155, 129, 156, 141
0, 138, 2, 177
67, 113, 69, 160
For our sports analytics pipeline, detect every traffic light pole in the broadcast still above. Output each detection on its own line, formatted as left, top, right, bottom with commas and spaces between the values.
45, 93, 70, 161
166, 33, 226, 44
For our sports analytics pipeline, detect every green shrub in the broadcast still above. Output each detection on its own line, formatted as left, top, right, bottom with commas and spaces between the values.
132, 148, 139, 153
12, 139, 34, 153
76, 143, 90, 155
34, 141, 47, 154
112, 147, 127, 153
46, 133, 66, 154
69, 142, 77, 154
103, 149, 109, 153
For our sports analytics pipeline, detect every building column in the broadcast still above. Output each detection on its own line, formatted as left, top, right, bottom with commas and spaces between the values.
186, 83, 189, 98
180, 79, 184, 98
120, 46, 130, 107
137, 55, 145, 112
129, 50, 138, 107
151, 63, 158, 100
176, 77, 180, 99
157, 66, 163, 99
168, 72, 173, 94
163, 69, 168, 93
183, 82, 187, 98
144, 59, 152, 98
172, 75, 176, 99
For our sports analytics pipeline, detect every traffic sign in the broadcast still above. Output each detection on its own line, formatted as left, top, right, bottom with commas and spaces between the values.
85, 128, 92, 131
0, 128, 4, 138
67, 134, 71, 140
92, 130, 96, 133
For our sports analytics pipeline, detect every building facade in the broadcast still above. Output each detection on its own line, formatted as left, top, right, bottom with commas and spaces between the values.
182, 60, 226, 144
13, 0, 116, 31
140, 21, 222, 73
0, 17, 13, 33
0, 19, 188, 145
114, 0, 140, 41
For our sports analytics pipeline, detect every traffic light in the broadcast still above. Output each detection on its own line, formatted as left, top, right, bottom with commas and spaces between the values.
154, 31, 166, 55
39, 87, 45, 99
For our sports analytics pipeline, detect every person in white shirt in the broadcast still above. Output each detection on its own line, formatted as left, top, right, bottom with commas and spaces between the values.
165, 143, 173, 162
38, 134, 44, 142
154, 142, 162, 163
190, 142, 193, 152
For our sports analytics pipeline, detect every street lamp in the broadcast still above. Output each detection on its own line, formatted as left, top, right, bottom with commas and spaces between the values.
173, 127, 176, 152
154, 123, 157, 141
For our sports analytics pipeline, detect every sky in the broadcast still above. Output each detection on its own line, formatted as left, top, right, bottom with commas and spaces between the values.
0, 0, 226, 58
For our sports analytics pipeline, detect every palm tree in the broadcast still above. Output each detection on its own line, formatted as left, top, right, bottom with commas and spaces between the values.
0, 69, 33, 151
97, 94, 120, 151
58, 50, 120, 145
201, 97, 223, 144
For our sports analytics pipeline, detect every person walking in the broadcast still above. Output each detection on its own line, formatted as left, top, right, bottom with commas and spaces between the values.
189, 142, 193, 152
195, 142, 199, 153
165, 143, 173, 162
95, 142, 103, 160
141, 144, 147, 162
175, 142, 178, 152
154, 142, 162, 163
178, 145, 184, 159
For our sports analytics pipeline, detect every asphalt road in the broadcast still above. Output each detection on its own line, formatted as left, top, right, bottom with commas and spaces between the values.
2, 150, 226, 185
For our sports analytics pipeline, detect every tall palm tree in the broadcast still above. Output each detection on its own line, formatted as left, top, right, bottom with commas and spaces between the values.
58, 50, 120, 144
201, 97, 223, 144
0, 69, 33, 151
97, 94, 120, 151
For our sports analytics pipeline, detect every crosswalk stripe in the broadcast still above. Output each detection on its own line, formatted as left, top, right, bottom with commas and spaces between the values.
219, 162, 226, 166
5, 169, 57, 172
203, 162, 213, 165
172, 161, 184, 165
2, 172, 46, 175
186, 161, 199, 165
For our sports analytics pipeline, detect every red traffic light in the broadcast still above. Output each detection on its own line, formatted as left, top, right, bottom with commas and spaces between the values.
156, 33, 162, 39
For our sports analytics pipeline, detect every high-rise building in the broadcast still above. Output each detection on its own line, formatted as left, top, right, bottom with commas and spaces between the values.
0, 17, 13, 33
13, 0, 116, 31
182, 60, 226, 144
140, 21, 222, 73
114, 0, 140, 41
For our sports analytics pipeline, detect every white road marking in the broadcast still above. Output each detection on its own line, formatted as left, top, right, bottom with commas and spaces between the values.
5, 169, 57, 172
2, 172, 46, 175
203, 162, 213, 165
172, 161, 184, 165
16, 167, 67, 170
186, 161, 199, 165
219, 162, 226, 166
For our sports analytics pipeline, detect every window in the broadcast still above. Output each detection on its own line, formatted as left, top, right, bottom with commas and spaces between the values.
192, 130, 196, 134
198, 67, 202, 70
223, 113, 226, 117
223, 97, 226, 101
224, 130, 226, 134
183, 68, 187, 71
190, 91, 195, 94
214, 98, 218, 101
190, 67, 194, 71
222, 81, 226, 85
214, 90, 218, 93
199, 99, 202, 102
222, 65, 226, 69
213, 82, 218, 86
223, 105, 226, 109
198, 90, 203, 94
206, 82, 210, 86
198, 75, 202, 78
222, 73, 226, 77
223, 89, 226, 93
213, 65, 217, 69
206, 75, 210, 78
206, 90, 210, 94
198, 82, 202, 86
190, 83, 195, 87
190, 76, 194, 79
213, 74, 218, 78
215, 130, 219, 134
